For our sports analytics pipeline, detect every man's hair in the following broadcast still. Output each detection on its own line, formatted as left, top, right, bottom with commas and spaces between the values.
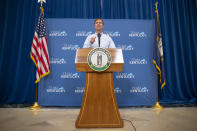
94, 18, 104, 25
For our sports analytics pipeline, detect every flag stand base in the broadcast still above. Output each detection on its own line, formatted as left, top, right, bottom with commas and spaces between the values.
29, 102, 41, 110
152, 102, 163, 109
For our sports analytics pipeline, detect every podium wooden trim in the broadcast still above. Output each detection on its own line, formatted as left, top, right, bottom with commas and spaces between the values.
75, 48, 124, 128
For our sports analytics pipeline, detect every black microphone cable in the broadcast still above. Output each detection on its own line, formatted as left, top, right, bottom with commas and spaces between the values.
122, 118, 137, 131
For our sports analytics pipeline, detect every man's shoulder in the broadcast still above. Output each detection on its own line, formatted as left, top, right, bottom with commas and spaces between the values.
102, 33, 111, 39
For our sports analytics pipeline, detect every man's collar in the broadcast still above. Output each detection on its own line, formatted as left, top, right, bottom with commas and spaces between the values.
95, 32, 103, 35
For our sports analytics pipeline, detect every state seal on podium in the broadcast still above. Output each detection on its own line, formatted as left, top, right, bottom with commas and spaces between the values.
87, 48, 112, 72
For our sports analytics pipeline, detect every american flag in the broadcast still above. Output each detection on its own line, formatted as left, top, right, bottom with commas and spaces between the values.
31, 15, 50, 83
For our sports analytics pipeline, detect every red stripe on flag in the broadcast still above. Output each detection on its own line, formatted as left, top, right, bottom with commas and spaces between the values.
41, 37, 50, 66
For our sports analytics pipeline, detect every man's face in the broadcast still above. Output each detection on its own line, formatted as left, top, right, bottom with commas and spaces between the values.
94, 19, 104, 31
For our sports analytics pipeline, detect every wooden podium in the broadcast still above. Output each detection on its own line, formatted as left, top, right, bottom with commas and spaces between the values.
75, 48, 124, 128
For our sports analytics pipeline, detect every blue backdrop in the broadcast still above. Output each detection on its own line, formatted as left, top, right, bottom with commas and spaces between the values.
0, 0, 196, 105
38, 19, 156, 106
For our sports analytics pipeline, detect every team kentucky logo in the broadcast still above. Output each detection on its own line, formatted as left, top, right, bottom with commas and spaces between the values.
87, 48, 112, 72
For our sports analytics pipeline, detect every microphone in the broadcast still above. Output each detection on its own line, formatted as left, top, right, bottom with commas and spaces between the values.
97, 33, 101, 47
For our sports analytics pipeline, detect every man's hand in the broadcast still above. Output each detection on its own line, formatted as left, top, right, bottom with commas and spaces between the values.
90, 36, 96, 44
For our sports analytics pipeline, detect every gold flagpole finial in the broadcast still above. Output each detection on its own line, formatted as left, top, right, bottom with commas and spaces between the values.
38, 0, 46, 7
155, 1, 158, 10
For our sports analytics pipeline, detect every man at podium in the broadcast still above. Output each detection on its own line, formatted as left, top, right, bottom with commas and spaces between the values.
76, 19, 124, 128
83, 18, 116, 48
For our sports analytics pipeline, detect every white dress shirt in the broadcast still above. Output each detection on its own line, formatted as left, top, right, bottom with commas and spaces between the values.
83, 32, 116, 48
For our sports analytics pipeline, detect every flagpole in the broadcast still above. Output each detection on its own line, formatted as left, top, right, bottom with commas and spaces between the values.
152, 73, 163, 109
29, 83, 41, 110
152, 1, 163, 110
29, 0, 46, 110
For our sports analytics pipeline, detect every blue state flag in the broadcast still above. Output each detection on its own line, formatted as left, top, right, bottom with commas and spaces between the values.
153, 7, 166, 89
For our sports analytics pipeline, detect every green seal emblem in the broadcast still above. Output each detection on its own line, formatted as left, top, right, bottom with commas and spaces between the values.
88, 48, 112, 72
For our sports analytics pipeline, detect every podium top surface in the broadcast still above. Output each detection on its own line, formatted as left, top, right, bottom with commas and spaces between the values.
75, 48, 124, 72
75, 48, 124, 63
